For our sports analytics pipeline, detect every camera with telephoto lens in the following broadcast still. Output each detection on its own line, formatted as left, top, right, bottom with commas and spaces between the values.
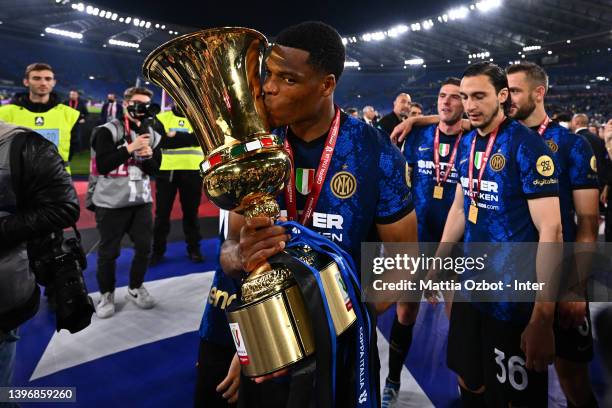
29, 228, 95, 334
126, 102, 161, 124
126, 102, 161, 161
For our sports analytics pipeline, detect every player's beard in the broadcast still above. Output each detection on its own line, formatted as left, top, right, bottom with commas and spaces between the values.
510, 95, 536, 121
476, 103, 500, 131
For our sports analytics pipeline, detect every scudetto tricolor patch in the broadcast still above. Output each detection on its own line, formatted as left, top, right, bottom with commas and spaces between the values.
474, 151, 484, 170
438, 143, 450, 157
296, 168, 315, 195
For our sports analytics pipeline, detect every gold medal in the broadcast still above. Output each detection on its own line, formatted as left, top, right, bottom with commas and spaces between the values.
433, 185, 444, 199
468, 204, 479, 224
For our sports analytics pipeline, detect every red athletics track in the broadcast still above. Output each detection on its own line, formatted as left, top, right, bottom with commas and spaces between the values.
72, 180, 219, 230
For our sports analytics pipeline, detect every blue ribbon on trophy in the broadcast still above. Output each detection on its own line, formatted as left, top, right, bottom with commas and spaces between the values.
281, 220, 378, 408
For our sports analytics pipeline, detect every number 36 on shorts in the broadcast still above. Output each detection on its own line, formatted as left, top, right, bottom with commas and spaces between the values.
494, 348, 528, 391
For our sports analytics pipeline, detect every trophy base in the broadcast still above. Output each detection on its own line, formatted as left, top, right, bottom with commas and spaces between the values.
226, 245, 356, 377
227, 281, 315, 377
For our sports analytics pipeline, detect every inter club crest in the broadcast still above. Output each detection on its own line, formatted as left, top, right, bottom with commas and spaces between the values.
296, 168, 314, 195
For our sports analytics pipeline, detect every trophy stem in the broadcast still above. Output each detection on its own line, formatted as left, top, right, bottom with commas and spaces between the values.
243, 198, 281, 219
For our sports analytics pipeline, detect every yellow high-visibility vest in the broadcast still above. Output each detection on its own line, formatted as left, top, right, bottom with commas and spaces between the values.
156, 110, 203, 171
0, 103, 79, 173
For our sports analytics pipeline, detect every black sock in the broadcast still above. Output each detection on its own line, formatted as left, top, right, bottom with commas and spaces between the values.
459, 386, 486, 408
387, 316, 414, 383
567, 392, 599, 408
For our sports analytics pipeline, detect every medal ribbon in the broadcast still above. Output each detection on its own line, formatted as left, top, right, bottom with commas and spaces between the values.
283, 107, 341, 226
468, 122, 503, 205
433, 126, 463, 186
537, 116, 550, 137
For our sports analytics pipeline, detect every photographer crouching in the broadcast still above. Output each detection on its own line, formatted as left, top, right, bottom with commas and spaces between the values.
0, 119, 90, 394
88, 87, 162, 318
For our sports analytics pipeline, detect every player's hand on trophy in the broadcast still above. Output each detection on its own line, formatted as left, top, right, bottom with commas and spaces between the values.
216, 353, 241, 403
253, 368, 289, 384
521, 319, 555, 372
558, 301, 587, 329
239, 217, 290, 273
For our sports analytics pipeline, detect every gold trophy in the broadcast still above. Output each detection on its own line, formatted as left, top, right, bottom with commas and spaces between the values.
143, 27, 355, 377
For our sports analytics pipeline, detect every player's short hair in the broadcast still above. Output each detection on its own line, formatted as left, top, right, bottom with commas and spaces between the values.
410, 102, 423, 110
463, 62, 510, 112
441, 77, 461, 87
275, 21, 346, 82
25, 63, 54, 79
505, 62, 549, 92
123, 87, 153, 101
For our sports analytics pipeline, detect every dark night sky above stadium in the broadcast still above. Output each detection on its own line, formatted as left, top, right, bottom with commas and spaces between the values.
93, 0, 458, 36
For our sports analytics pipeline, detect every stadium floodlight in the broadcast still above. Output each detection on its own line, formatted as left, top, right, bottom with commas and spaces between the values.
169, 30, 174, 35
371, 31, 385, 41
566, 40, 571, 44
155, 23, 160, 28
89, 76, 95, 80
105, 13, 112, 19
547, 50, 552, 55
405, 58, 424, 65
161, 25, 166, 29
125, 17, 131, 24
387, 25, 408, 38
522, 45, 541, 52
410, 23, 421, 31
77, 3, 84, 12
342, 38, 348, 45
475, 0, 502, 12
448, 6, 469, 20
423, 19, 434, 30
139, 21, 146, 27
99, 10, 105, 17
361, 33, 372, 42
344, 61, 360, 68
92, 8, 99, 16
108, 38, 140, 48
133, 18, 140, 26
86, 5, 93, 14
111, 13, 118, 20
442, 14, 448, 22
44, 27, 83, 40
145, 22, 151, 28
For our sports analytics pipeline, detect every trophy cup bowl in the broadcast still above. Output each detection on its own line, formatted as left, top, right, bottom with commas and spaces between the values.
143, 28, 355, 377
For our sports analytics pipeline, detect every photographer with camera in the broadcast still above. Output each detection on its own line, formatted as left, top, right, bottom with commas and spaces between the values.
89, 87, 162, 318
0, 119, 83, 394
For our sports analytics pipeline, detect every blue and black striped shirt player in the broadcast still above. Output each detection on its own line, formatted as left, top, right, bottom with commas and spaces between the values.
404, 124, 461, 242
455, 119, 560, 322
275, 111, 414, 263
534, 121, 598, 242
199, 111, 415, 348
